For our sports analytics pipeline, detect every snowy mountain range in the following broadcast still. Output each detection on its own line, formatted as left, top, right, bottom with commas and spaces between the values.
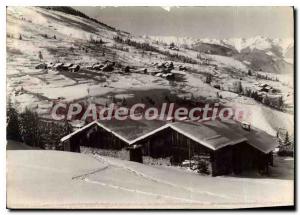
149, 35, 294, 74
149, 36, 293, 56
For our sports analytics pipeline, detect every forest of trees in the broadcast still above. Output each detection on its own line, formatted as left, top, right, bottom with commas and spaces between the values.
7, 103, 73, 150
242, 87, 284, 110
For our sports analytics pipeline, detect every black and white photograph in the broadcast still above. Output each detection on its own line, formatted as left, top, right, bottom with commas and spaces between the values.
5, 4, 295, 209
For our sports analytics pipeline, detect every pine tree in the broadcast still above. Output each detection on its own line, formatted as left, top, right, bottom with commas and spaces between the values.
6, 102, 22, 141
263, 96, 270, 106
205, 74, 212, 84
121, 97, 127, 106
285, 131, 290, 144
19, 108, 41, 147
111, 95, 117, 104
278, 96, 284, 110
38, 51, 43, 61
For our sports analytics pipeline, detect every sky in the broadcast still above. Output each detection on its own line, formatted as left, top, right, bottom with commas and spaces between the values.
73, 6, 294, 39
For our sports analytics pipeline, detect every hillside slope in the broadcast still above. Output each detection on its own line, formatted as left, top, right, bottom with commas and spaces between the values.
6, 6, 294, 136
7, 149, 294, 208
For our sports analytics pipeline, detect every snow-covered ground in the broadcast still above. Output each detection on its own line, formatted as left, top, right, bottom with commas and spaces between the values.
221, 94, 294, 136
7, 148, 293, 209
6, 7, 294, 143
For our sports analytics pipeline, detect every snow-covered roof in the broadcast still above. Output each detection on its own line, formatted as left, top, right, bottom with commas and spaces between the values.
61, 118, 278, 153
60, 121, 98, 142
96, 117, 168, 143
61, 117, 168, 145
63, 63, 73, 67
206, 119, 279, 153
169, 120, 247, 150
69, 64, 80, 69
264, 86, 272, 90
53, 63, 63, 67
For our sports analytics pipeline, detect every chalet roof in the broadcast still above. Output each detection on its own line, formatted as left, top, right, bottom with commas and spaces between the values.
92, 64, 103, 68
169, 120, 247, 150
217, 119, 279, 153
61, 118, 278, 153
53, 63, 63, 68
259, 83, 269, 87
60, 121, 98, 142
97, 117, 168, 143
63, 63, 73, 67
170, 119, 278, 153
69, 64, 80, 69
264, 86, 272, 90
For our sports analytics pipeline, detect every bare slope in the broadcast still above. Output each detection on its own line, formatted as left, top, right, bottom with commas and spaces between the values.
7, 150, 293, 209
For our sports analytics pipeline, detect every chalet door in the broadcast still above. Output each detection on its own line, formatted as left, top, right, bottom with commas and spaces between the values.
129, 148, 143, 163
232, 143, 255, 174
70, 136, 80, 153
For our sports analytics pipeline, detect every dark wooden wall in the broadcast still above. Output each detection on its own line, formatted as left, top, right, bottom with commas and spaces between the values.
211, 146, 234, 176
63, 124, 272, 176
211, 142, 272, 176
136, 128, 212, 164
64, 125, 128, 152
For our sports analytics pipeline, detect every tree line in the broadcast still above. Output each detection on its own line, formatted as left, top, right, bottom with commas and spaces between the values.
206, 74, 285, 111
7, 103, 73, 150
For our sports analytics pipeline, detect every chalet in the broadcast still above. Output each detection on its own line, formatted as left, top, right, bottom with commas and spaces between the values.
53, 63, 64, 70
102, 62, 115, 72
91, 63, 104, 70
133, 68, 148, 74
123, 66, 131, 73
47, 62, 54, 68
69, 64, 80, 72
170, 47, 179, 51
61, 117, 278, 176
165, 73, 175, 80
178, 65, 187, 71
62, 63, 73, 70
213, 84, 221, 90
258, 83, 273, 93
35, 63, 47, 69
161, 73, 169, 78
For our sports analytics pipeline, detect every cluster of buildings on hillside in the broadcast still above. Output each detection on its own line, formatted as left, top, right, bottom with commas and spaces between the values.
35, 62, 80, 72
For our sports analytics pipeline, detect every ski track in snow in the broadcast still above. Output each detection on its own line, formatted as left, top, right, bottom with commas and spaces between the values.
83, 178, 204, 204
76, 154, 237, 201
72, 165, 110, 180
